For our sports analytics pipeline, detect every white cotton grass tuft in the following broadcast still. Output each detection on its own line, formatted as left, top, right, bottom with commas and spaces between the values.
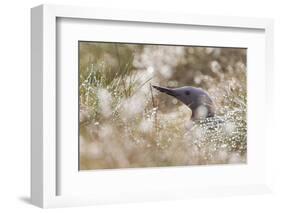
121, 93, 146, 119
210, 60, 222, 74
86, 143, 104, 160
97, 88, 112, 117
146, 66, 155, 75
223, 121, 236, 136
192, 126, 205, 140
99, 124, 114, 140
159, 65, 173, 79
133, 46, 186, 81
139, 119, 153, 133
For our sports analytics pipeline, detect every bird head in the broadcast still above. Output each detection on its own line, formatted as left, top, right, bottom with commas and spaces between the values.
152, 85, 215, 120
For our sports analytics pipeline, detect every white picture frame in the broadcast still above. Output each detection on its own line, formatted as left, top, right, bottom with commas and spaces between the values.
31, 4, 274, 208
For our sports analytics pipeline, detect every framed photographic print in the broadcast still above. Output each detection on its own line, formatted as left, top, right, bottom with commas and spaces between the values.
31, 4, 274, 208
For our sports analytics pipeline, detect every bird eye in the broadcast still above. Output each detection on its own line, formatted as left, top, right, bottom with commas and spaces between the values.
185, 91, 190, 95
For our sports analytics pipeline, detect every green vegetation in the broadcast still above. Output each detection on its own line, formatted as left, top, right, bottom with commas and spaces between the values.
79, 42, 247, 170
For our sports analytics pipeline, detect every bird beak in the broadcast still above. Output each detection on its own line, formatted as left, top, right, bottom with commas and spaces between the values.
152, 85, 177, 97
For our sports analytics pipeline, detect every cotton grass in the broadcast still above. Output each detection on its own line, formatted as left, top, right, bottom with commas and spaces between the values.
79, 43, 247, 170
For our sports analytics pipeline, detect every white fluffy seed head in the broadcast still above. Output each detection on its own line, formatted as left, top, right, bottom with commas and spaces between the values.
97, 88, 112, 117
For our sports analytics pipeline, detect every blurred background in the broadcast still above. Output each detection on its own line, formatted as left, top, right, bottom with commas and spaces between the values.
79, 42, 247, 170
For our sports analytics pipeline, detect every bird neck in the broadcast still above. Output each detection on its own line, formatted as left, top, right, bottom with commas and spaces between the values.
191, 105, 215, 121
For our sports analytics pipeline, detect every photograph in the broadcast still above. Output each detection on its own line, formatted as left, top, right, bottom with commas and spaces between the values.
79, 41, 247, 170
